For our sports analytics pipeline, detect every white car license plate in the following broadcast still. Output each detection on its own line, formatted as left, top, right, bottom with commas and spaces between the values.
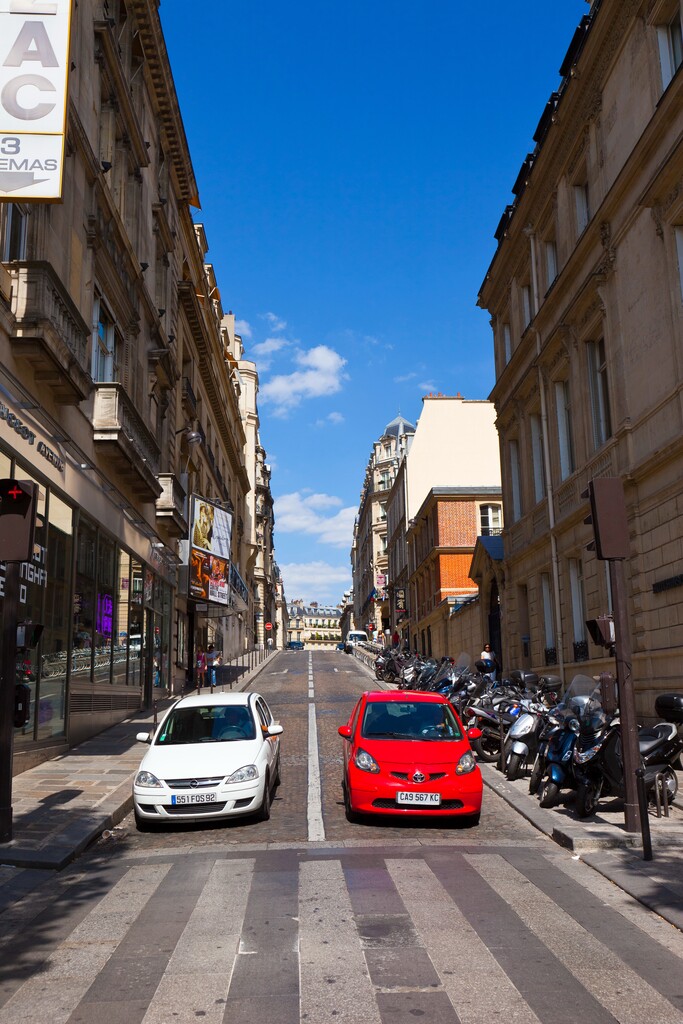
396, 791, 441, 806
171, 793, 217, 805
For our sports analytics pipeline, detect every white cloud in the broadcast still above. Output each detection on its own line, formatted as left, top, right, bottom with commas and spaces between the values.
314, 411, 345, 427
262, 311, 287, 332
279, 560, 351, 605
394, 372, 417, 384
275, 491, 356, 548
235, 318, 252, 340
251, 336, 290, 370
260, 345, 348, 415
419, 380, 438, 392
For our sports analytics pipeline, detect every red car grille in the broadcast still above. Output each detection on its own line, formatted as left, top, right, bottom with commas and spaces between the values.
390, 771, 447, 781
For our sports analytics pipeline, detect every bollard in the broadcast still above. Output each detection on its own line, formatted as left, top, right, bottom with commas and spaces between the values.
635, 767, 653, 861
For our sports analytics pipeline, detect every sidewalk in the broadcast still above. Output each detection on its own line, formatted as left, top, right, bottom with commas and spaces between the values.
0, 659, 268, 872
3, 655, 683, 935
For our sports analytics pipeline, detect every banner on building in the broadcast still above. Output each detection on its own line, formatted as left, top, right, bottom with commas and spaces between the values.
394, 588, 407, 613
188, 494, 234, 606
0, 1, 73, 201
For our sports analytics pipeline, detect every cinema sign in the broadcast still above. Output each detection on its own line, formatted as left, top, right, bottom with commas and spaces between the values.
0, 1, 73, 201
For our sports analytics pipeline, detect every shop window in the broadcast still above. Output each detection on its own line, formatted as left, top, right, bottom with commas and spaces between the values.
116, 550, 131, 684
73, 519, 97, 680
39, 491, 73, 740
94, 534, 116, 684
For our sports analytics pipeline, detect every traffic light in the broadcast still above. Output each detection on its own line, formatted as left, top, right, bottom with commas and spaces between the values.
582, 477, 629, 560
0, 479, 37, 562
586, 615, 615, 650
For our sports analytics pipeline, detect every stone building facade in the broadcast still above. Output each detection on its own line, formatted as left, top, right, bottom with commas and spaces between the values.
0, 0, 281, 770
478, 0, 683, 711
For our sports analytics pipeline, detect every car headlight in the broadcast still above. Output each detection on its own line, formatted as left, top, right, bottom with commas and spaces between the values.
574, 744, 602, 765
354, 748, 380, 774
456, 751, 477, 775
226, 765, 259, 784
135, 770, 163, 788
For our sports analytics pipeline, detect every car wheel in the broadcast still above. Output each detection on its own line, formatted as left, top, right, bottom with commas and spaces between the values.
459, 812, 480, 827
255, 773, 272, 822
506, 752, 524, 782
343, 780, 361, 824
538, 777, 559, 808
134, 808, 156, 833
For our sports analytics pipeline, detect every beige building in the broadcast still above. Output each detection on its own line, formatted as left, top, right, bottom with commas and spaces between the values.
287, 602, 342, 648
386, 395, 502, 656
0, 0, 279, 770
478, 0, 683, 711
352, 414, 415, 638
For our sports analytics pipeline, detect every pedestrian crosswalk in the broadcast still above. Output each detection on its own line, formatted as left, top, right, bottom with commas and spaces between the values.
1, 847, 683, 1024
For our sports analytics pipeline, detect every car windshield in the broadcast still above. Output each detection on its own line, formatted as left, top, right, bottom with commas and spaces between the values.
156, 705, 257, 745
361, 701, 463, 741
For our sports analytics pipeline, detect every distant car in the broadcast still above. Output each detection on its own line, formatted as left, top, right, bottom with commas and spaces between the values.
339, 690, 482, 824
286, 640, 305, 650
133, 691, 282, 829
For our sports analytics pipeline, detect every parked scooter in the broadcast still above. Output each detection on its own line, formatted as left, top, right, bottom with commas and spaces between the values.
531, 674, 596, 805
572, 691, 683, 817
504, 676, 561, 781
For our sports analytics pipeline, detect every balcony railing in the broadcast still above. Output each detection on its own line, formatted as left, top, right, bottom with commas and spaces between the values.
8, 261, 92, 404
92, 383, 162, 500
155, 473, 188, 537
181, 376, 197, 417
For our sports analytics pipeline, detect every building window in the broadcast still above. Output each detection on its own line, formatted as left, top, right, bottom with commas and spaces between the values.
569, 557, 589, 659
1, 203, 28, 262
541, 572, 555, 653
509, 439, 522, 523
544, 239, 558, 289
530, 413, 545, 504
587, 338, 612, 449
574, 182, 590, 236
521, 284, 533, 331
503, 322, 512, 364
555, 380, 575, 480
92, 297, 120, 383
657, 4, 683, 88
480, 504, 502, 536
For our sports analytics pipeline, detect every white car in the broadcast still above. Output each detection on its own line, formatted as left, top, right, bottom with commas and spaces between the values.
132, 691, 282, 830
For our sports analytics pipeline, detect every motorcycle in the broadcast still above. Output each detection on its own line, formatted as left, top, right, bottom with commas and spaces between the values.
504, 677, 561, 781
572, 691, 683, 818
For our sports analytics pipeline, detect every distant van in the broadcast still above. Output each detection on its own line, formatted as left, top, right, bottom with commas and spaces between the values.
345, 630, 369, 648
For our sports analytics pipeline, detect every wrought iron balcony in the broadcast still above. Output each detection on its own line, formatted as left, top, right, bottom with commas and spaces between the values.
92, 383, 162, 500
155, 473, 187, 537
8, 261, 92, 404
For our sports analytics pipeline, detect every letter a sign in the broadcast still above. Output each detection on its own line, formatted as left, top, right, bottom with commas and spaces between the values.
0, 1, 73, 201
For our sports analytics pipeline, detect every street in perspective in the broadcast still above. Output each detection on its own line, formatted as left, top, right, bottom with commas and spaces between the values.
1, 651, 683, 1024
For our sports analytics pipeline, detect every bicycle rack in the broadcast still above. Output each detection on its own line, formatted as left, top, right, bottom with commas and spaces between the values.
652, 772, 670, 818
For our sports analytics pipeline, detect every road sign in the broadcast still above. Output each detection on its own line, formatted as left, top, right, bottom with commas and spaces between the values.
0, 478, 36, 562
265, 622, 272, 631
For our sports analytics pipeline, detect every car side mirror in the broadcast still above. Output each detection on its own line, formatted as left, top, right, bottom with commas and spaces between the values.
136, 731, 151, 743
267, 724, 284, 736
466, 727, 482, 741
338, 725, 352, 739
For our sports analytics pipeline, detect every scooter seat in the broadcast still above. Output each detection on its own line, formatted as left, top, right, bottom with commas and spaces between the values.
637, 723, 675, 756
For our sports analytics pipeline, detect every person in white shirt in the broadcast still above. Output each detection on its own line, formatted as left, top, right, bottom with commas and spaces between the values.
480, 643, 498, 680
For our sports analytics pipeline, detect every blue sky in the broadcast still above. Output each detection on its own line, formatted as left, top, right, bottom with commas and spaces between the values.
159, 0, 588, 604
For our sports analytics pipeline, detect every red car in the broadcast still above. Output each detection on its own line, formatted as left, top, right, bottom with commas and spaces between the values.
339, 690, 483, 824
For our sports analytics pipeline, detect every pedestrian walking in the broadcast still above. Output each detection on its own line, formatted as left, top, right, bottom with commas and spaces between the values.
196, 646, 207, 691
206, 644, 220, 689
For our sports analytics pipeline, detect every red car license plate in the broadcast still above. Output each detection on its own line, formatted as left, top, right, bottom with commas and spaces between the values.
396, 791, 441, 806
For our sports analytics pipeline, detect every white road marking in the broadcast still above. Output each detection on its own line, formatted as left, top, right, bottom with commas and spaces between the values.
307, 701, 325, 842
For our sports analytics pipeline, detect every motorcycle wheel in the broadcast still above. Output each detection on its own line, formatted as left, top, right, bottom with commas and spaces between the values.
528, 757, 543, 795
538, 777, 559, 808
575, 782, 599, 818
472, 732, 501, 763
506, 752, 524, 782
383, 670, 395, 684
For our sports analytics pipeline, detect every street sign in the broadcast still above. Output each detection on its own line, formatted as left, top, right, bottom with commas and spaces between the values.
265, 622, 272, 630
0, 1, 74, 201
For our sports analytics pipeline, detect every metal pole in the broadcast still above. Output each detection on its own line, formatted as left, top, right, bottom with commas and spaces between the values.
0, 563, 21, 843
635, 767, 653, 861
609, 560, 641, 833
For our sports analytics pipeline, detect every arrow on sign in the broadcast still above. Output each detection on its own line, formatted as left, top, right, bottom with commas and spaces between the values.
0, 172, 49, 194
